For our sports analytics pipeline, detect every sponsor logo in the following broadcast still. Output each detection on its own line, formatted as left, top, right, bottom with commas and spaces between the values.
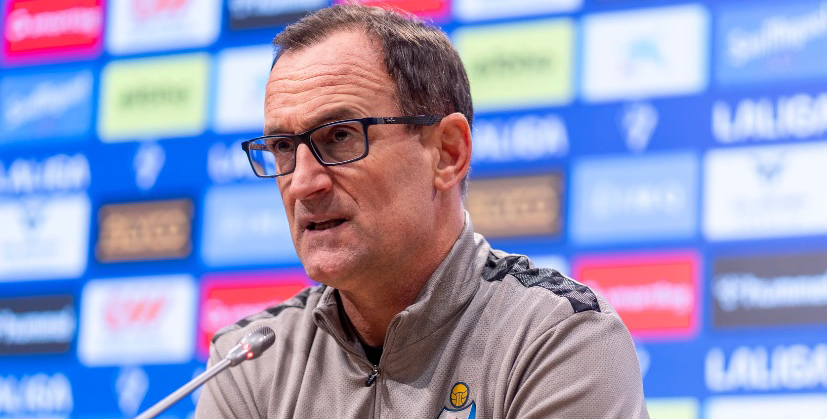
0, 373, 73, 416
98, 53, 209, 141
703, 142, 827, 240
645, 398, 698, 419
107, 0, 220, 54
466, 174, 563, 238
712, 92, 827, 143
0, 154, 91, 280
0, 295, 75, 355
116, 366, 148, 417
335, 0, 449, 21
96, 198, 192, 262
133, 141, 165, 190
582, 4, 709, 101
712, 252, 827, 328
619, 101, 659, 152
717, 2, 827, 85
201, 184, 298, 267
454, 19, 573, 110
0, 194, 90, 280
706, 344, 827, 392
570, 152, 697, 244
78, 275, 197, 365
213, 45, 272, 134
207, 139, 258, 184
198, 271, 311, 356
0, 153, 90, 195
574, 252, 698, 338
1, 70, 93, 143
471, 114, 568, 163
454, 0, 581, 22
228, 0, 325, 30
2, 0, 103, 64
706, 394, 827, 418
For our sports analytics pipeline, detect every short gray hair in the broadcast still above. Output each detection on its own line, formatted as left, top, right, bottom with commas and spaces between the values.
272, 5, 472, 196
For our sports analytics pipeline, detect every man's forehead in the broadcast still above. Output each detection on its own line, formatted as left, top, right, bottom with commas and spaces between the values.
272, 29, 383, 73
264, 30, 396, 135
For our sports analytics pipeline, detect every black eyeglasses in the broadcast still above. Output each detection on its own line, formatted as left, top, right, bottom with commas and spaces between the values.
241, 116, 443, 178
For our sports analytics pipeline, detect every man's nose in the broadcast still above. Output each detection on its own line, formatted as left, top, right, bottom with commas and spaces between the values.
286, 144, 333, 200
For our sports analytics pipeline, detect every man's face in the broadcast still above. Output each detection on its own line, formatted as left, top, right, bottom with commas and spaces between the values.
265, 30, 438, 288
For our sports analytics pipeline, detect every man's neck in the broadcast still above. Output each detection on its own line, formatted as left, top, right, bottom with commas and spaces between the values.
338, 277, 424, 347
338, 212, 465, 348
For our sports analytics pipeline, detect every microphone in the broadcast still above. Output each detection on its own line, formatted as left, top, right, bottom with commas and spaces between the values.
134, 326, 276, 419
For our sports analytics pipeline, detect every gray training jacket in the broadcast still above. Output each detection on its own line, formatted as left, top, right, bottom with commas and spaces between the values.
195, 219, 650, 419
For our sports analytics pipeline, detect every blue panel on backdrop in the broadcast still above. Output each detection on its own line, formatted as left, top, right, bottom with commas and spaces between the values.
0, 69, 93, 145
716, 1, 827, 86
201, 183, 299, 267
570, 151, 698, 244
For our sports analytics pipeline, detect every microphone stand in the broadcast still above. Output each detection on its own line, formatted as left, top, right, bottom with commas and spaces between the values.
134, 358, 231, 419
133, 326, 275, 419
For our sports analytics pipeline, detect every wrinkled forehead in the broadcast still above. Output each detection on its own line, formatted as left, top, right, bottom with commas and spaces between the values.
264, 30, 398, 134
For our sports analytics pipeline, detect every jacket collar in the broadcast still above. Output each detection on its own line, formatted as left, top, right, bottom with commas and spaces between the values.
312, 212, 489, 358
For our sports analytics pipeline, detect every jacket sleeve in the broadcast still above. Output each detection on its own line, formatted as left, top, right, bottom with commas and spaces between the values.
193, 340, 257, 419
505, 310, 650, 419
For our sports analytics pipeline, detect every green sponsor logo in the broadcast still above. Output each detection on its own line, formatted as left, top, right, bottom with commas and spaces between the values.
646, 398, 698, 419
454, 19, 574, 111
99, 53, 209, 141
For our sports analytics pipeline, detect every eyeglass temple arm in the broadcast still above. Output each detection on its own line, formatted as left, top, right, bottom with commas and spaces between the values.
371, 116, 443, 126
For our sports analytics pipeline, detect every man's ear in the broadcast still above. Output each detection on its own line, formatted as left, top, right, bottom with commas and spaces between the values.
431, 112, 472, 192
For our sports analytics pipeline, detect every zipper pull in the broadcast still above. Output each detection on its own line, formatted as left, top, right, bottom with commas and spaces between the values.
365, 365, 380, 387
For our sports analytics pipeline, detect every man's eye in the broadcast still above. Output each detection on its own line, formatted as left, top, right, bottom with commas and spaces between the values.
331, 129, 354, 143
270, 140, 294, 154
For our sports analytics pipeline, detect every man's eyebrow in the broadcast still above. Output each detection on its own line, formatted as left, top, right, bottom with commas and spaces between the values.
264, 108, 363, 136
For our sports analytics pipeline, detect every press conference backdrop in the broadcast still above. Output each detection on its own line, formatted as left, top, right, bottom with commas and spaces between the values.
1, 0, 826, 417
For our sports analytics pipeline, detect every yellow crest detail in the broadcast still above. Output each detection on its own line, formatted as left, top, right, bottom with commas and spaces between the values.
450, 383, 469, 408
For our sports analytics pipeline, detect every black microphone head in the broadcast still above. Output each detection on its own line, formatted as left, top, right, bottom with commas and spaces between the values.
241, 326, 276, 360
225, 326, 276, 366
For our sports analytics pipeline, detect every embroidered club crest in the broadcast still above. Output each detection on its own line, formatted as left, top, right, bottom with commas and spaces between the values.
436, 382, 476, 419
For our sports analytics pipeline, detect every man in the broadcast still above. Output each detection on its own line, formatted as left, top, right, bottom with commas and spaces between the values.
196, 5, 649, 418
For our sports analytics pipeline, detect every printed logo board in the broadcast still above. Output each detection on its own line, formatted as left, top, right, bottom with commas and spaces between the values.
466, 174, 563, 239
574, 252, 699, 339
78, 275, 197, 366
98, 53, 209, 141
582, 4, 709, 101
197, 270, 312, 357
455, 19, 574, 111
0, 69, 93, 144
107, 0, 220, 55
2, 0, 103, 65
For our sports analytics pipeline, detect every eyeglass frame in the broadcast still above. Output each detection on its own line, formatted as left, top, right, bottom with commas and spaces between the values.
240, 115, 443, 178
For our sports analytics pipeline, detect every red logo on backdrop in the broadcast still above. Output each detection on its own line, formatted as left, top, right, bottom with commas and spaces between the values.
574, 251, 699, 340
105, 295, 166, 331
334, 0, 449, 21
198, 270, 312, 357
132, 0, 188, 20
3, 0, 103, 64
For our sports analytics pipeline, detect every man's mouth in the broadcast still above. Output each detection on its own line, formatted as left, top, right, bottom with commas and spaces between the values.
306, 219, 347, 231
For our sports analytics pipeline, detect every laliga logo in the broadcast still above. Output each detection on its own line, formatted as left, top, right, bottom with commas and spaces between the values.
104, 296, 166, 331
132, 0, 189, 19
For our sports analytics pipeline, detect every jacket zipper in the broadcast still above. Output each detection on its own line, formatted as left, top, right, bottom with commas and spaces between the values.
317, 314, 383, 388
365, 364, 380, 387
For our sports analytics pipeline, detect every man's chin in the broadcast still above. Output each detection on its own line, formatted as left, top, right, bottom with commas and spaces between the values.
300, 251, 360, 286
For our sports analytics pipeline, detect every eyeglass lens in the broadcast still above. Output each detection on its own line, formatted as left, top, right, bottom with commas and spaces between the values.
247, 120, 366, 176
